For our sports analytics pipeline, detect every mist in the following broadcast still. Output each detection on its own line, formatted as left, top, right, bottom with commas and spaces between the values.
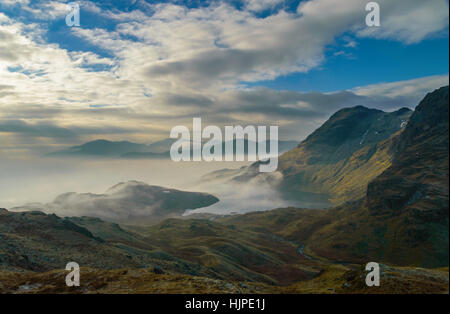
1, 156, 328, 218
187, 171, 294, 215
0, 157, 248, 208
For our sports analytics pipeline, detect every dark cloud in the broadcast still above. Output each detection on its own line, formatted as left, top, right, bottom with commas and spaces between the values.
158, 92, 214, 107
0, 119, 140, 138
147, 49, 261, 79
0, 85, 14, 91
214, 88, 420, 121
0, 120, 77, 138
144, 47, 312, 88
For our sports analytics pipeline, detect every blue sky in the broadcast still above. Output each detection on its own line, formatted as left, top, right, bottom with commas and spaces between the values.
246, 36, 449, 92
0, 0, 448, 152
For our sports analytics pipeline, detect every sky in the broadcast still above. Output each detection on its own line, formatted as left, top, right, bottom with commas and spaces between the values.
0, 0, 448, 157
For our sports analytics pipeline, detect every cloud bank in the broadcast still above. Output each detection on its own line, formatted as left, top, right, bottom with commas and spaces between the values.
0, 0, 448, 156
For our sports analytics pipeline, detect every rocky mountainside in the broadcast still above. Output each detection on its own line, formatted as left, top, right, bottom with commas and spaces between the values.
278, 106, 412, 204
367, 86, 449, 216
221, 86, 449, 268
0, 207, 321, 285
0, 208, 155, 272
2, 206, 447, 294
364, 85, 449, 266
206, 105, 412, 205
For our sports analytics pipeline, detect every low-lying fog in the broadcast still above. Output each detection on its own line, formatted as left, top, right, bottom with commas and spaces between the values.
0, 157, 325, 217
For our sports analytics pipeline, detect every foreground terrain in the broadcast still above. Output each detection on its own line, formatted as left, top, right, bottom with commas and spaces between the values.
0, 264, 447, 294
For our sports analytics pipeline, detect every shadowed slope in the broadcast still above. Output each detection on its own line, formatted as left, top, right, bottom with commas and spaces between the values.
221, 86, 449, 268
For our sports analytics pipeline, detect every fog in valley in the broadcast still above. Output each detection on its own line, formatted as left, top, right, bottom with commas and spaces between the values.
0, 156, 308, 218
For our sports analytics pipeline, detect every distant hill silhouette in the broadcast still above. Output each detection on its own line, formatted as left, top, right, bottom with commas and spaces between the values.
49, 138, 299, 159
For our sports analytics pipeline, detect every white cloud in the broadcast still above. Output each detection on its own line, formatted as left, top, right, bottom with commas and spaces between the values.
0, 0, 30, 7
93, 0, 447, 89
0, 0, 448, 156
353, 74, 450, 100
244, 0, 285, 12
357, 0, 449, 43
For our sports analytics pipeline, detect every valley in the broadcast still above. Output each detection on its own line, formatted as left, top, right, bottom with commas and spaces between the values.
0, 86, 448, 294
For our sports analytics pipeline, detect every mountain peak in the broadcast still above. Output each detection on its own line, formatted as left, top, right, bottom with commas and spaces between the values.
393, 107, 412, 115
333, 105, 382, 115
84, 139, 112, 144
302, 105, 410, 150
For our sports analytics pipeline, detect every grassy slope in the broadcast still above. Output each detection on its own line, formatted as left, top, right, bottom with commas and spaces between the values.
0, 210, 215, 277
124, 218, 321, 285
1, 208, 321, 285
0, 264, 447, 294
277, 107, 412, 204
223, 106, 412, 206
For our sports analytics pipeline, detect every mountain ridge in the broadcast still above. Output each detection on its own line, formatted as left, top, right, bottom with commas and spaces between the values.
49, 138, 299, 159
206, 105, 413, 205
220, 86, 449, 268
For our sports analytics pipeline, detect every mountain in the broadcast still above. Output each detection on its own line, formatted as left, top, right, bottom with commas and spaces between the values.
48, 138, 176, 158
1, 87, 447, 293
0, 207, 321, 285
123, 218, 320, 285
147, 138, 178, 153
367, 86, 449, 216
48, 139, 152, 157
364, 86, 449, 265
0, 208, 148, 272
120, 139, 298, 159
11, 181, 219, 224
49, 138, 298, 159
119, 138, 178, 159
276, 106, 412, 204
120, 151, 171, 159
1, 207, 447, 294
220, 86, 449, 268
0, 208, 234, 279
205, 105, 412, 205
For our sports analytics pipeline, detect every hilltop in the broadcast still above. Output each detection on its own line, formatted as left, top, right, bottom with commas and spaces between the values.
11, 181, 219, 224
